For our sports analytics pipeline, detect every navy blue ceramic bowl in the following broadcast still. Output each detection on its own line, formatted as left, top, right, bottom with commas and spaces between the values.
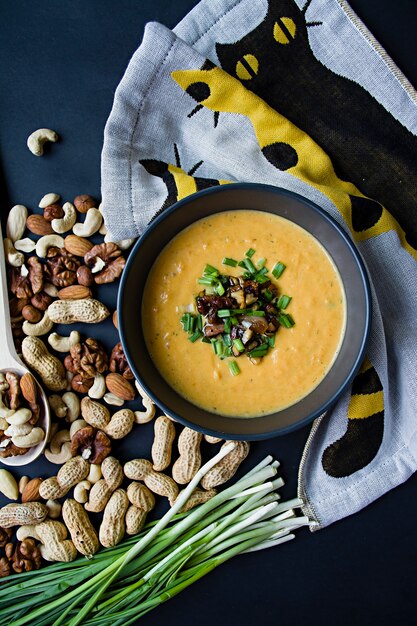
118, 184, 371, 440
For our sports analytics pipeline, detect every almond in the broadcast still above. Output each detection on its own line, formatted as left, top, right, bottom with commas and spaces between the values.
64, 234, 93, 256
26, 214, 54, 236
58, 285, 92, 300
20, 372, 38, 405
105, 373, 135, 401
21, 477, 43, 503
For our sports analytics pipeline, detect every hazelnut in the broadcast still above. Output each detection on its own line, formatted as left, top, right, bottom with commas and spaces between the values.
71, 374, 94, 394
43, 204, 64, 222
76, 265, 94, 287
31, 292, 53, 311
74, 194, 96, 213
22, 305, 42, 323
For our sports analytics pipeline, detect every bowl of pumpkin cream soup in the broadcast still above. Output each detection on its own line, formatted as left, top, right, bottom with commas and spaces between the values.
118, 184, 371, 439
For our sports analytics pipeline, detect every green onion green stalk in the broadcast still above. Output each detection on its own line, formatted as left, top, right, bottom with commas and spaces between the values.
0, 447, 307, 626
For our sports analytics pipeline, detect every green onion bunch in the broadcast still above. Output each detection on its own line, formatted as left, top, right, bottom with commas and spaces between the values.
0, 445, 307, 626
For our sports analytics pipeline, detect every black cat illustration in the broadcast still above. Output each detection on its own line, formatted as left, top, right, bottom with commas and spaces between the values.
140, 143, 221, 217
322, 358, 384, 477
215, 0, 417, 250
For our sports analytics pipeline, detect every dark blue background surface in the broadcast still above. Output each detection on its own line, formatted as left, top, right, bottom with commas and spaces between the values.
1, 1, 416, 625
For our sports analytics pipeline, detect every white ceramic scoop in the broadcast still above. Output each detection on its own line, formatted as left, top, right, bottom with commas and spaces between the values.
0, 224, 50, 466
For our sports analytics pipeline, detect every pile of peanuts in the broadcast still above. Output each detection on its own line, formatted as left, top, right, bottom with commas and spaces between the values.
0, 190, 250, 574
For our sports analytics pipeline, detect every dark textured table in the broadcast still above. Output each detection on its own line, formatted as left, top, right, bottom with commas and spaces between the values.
0, 1, 416, 625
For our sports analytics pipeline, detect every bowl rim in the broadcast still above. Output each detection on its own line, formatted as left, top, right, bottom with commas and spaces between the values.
118, 183, 372, 439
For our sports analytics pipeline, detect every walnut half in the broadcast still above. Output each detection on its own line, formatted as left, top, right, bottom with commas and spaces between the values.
71, 426, 111, 464
84, 243, 125, 284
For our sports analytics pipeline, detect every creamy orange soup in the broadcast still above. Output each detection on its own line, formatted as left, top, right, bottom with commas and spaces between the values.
142, 210, 346, 417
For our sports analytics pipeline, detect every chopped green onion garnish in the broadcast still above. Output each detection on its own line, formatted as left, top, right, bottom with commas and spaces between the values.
246, 248, 256, 258
256, 257, 266, 268
228, 309, 266, 316
224, 318, 232, 333
230, 316, 239, 324
233, 338, 245, 353
256, 274, 269, 284
214, 339, 224, 356
217, 309, 232, 318
263, 288, 274, 302
278, 295, 292, 309
222, 257, 238, 267
272, 262, 286, 279
256, 266, 268, 276
198, 276, 217, 286
215, 282, 225, 296
223, 333, 232, 346
201, 336, 211, 343
189, 330, 202, 343
243, 257, 257, 274
197, 314, 203, 331
229, 360, 241, 376
268, 335, 276, 348
204, 264, 219, 277
278, 313, 295, 328
248, 346, 269, 357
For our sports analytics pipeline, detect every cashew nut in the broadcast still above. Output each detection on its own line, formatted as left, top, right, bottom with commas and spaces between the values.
72, 208, 102, 237
12, 426, 44, 448
98, 204, 107, 235
14, 237, 36, 253
49, 429, 70, 453
22, 311, 54, 337
35, 234, 65, 258
62, 392, 80, 422
88, 373, 106, 400
48, 331, 80, 353
27, 128, 59, 156
0, 392, 15, 419
46, 500, 62, 519
103, 393, 125, 407
39, 193, 60, 208
6, 408, 32, 425
48, 395, 68, 419
6, 204, 28, 242
134, 382, 156, 424
69, 419, 87, 438
0, 469, 19, 500
44, 441, 72, 465
4, 238, 24, 267
51, 202, 77, 234
4, 423, 32, 437
16, 525, 41, 541
73, 480, 92, 504
44, 282, 59, 297
87, 463, 102, 484
104, 234, 135, 250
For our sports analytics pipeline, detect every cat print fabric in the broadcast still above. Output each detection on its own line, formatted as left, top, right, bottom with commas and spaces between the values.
101, 0, 417, 528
